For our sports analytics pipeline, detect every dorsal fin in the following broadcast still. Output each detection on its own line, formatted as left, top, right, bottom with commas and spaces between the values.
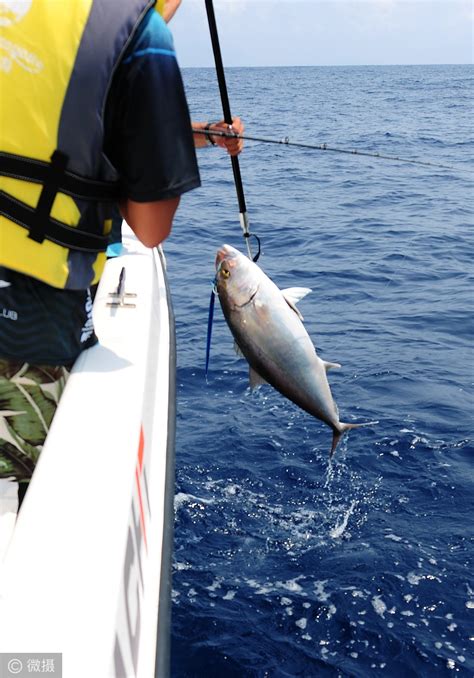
281, 287, 311, 320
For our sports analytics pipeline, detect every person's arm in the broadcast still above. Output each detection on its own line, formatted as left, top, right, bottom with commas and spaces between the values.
192, 116, 245, 156
104, 10, 200, 250
120, 196, 179, 248
162, 0, 182, 23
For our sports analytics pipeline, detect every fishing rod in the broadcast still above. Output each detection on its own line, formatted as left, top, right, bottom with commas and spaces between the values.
205, 0, 255, 260
193, 128, 462, 173
204, 0, 262, 378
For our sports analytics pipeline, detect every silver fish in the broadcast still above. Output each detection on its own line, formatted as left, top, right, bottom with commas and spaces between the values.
215, 244, 374, 455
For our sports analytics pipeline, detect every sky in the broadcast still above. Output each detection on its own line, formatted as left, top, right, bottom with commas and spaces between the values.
170, 0, 473, 68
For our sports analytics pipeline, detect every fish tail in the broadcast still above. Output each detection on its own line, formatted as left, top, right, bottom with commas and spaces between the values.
330, 420, 378, 457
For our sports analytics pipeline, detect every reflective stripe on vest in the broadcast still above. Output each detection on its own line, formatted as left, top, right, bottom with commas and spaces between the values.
0, 0, 154, 289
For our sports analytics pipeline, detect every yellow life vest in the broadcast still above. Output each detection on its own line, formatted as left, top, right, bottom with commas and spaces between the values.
0, 0, 154, 289
155, 0, 166, 17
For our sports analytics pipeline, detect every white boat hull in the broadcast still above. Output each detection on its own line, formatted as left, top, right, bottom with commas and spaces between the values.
0, 226, 176, 678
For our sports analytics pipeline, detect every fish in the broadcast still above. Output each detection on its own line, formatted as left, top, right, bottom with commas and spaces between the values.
215, 244, 375, 455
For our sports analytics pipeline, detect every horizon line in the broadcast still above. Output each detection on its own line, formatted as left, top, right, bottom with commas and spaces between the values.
180, 62, 472, 69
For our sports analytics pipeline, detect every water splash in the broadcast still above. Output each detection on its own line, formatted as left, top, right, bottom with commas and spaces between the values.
329, 499, 357, 538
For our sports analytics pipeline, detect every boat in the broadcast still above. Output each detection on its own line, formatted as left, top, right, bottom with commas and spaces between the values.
0, 223, 176, 678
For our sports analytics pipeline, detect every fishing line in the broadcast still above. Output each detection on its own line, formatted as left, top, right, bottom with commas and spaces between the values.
205, 282, 216, 380
192, 128, 465, 173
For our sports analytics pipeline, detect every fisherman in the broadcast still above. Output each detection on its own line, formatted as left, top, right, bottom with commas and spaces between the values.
0, 0, 201, 516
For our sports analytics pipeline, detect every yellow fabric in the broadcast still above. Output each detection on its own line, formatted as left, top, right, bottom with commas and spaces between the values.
0, 0, 93, 160
155, 0, 166, 17
0, 0, 103, 288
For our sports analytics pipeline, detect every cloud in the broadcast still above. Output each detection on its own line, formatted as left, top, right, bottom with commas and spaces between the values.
213, 0, 246, 16
172, 0, 473, 67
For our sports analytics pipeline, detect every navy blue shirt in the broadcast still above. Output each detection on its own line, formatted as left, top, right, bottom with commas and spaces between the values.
104, 9, 200, 202
0, 9, 200, 367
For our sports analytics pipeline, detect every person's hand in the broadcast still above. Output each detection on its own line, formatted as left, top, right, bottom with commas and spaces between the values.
210, 117, 244, 156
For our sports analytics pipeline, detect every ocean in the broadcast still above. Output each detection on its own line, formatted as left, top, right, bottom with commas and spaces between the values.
165, 65, 473, 677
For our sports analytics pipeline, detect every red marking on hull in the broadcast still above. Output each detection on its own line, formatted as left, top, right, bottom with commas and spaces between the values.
136, 426, 148, 552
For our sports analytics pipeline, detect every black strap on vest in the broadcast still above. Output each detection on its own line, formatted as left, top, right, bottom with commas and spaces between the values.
0, 150, 119, 251
0, 151, 120, 201
0, 192, 109, 252
29, 150, 68, 243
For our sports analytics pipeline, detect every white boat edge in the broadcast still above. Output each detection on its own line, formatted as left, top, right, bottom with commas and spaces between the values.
0, 225, 176, 678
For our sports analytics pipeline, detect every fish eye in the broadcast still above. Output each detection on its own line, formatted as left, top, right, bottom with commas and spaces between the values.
221, 268, 231, 279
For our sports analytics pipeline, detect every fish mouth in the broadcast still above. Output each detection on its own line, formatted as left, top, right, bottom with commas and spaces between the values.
216, 244, 238, 268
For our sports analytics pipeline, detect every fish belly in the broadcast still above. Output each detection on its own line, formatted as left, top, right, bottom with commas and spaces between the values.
228, 299, 339, 429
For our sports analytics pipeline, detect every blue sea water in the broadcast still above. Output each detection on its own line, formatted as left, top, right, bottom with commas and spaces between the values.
166, 65, 473, 677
